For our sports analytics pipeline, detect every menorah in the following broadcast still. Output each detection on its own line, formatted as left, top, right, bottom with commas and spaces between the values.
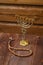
8, 15, 37, 57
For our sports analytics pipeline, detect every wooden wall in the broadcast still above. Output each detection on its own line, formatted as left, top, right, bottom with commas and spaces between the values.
0, 0, 43, 5
0, 6, 43, 35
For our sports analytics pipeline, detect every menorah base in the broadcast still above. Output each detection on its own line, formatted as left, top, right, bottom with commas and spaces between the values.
8, 37, 33, 57
20, 40, 29, 46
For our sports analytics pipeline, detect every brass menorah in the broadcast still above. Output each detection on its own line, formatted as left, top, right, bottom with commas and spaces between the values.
8, 15, 37, 57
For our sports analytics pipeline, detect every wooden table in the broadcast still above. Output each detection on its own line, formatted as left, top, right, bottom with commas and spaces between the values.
0, 33, 43, 65
0, 0, 43, 65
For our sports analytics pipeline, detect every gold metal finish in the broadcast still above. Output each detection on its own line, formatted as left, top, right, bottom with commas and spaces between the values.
15, 15, 34, 46
8, 15, 35, 57
8, 37, 33, 57
20, 40, 29, 46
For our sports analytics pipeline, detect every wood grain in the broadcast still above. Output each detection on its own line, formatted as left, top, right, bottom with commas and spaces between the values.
0, 6, 43, 24
0, 22, 43, 35
0, 6, 43, 35
0, 0, 43, 5
0, 33, 43, 65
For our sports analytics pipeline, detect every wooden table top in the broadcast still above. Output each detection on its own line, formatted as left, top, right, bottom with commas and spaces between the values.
0, 33, 43, 65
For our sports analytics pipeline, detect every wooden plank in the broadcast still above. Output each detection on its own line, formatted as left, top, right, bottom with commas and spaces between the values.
33, 37, 43, 65
0, 6, 43, 24
0, 33, 43, 65
0, 15, 43, 24
0, 33, 40, 65
0, 6, 43, 35
0, 6, 43, 16
0, 0, 43, 5
0, 22, 43, 35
